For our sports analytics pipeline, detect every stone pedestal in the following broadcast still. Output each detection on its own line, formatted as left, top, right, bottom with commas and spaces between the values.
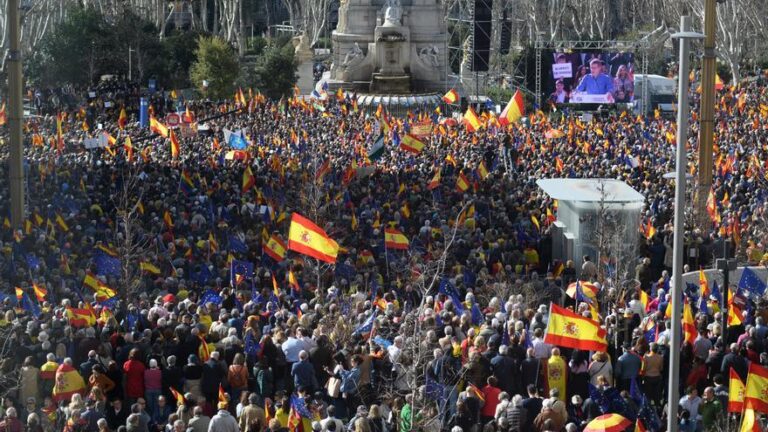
329, 0, 447, 93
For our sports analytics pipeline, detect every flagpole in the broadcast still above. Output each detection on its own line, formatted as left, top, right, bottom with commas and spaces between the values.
668, 17, 703, 432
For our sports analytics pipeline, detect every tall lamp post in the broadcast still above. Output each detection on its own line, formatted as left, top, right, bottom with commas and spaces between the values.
7, 0, 25, 228
668, 16, 703, 432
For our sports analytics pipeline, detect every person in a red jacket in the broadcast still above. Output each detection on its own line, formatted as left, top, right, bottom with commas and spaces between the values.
480, 376, 502, 424
123, 348, 146, 404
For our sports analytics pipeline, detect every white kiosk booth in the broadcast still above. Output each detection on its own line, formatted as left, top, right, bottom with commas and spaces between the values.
537, 178, 646, 272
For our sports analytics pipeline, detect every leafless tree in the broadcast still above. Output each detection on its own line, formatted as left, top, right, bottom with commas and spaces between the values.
108, 162, 154, 300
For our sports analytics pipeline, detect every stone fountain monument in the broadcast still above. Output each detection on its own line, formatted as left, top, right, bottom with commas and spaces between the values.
326, 0, 447, 95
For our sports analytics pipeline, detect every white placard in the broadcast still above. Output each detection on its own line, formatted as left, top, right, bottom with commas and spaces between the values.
552, 63, 572, 79
104, 101, 113, 108
88, 92, 96, 98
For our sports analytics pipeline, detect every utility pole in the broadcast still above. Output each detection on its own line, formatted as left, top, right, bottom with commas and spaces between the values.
696, 0, 717, 224
7, 0, 25, 229
669, 16, 703, 432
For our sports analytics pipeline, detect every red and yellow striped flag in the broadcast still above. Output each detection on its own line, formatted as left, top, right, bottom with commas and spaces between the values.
384, 228, 409, 250
728, 368, 746, 413
744, 362, 768, 413
543, 303, 608, 352
287, 213, 339, 263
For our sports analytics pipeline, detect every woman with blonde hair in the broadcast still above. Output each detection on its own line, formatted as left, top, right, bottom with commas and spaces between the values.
367, 404, 389, 432
355, 417, 372, 432
588, 352, 613, 387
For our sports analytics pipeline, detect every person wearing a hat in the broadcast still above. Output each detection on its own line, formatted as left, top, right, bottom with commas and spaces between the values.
209, 401, 239, 432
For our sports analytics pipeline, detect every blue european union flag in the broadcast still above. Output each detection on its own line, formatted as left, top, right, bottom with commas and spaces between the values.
439, 279, 464, 313
244, 332, 260, 360
228, 236, 248, 253
230, 260, 254, 286
194, 265, 213, 286
290, 395, 313, 418
334, 262, 356, 280
471, 303, 484, 325
200, 289, 223, 306
20, 293, 41, 317
354, 311, 376, 335
739, 267, 766, 297
25, 254, 41, 270
229, 132, 248, 149
711, 280, 722, 303
372, 336, 392, 348
94, 254, 121, 278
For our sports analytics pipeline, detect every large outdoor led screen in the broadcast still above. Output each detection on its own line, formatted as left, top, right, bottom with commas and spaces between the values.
546, 51, 635, 104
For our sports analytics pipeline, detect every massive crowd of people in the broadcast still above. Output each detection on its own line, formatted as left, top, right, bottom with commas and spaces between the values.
0, 73, 767, 432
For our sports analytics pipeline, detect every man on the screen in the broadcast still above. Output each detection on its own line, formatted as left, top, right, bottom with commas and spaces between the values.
574, 58, 614, 101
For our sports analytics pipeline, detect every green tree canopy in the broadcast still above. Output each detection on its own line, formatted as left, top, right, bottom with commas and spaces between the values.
252, 44, 298, 100
189, 36, 240, 99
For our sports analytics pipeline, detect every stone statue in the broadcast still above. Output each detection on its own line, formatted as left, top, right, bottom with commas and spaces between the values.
342, 43, 365, 68
418, 45, 439, 68
383, 0, 402, 26
336, 0, 349, 33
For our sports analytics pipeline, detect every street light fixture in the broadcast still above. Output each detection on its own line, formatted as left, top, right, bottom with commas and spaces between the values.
667, 16, 704, 432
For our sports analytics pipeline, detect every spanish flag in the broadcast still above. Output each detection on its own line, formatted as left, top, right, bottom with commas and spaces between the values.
218, 384, 228, 403
242, 166, 256, 193
455, 171, 470, 193
635, 419, 647, 432
124, 136, 134, 161
442, 89, 459, 104
264, 234, 288, 262
52, 363, 86, 403
499, 89, 525, 126
543, 303, 608, 352
288, 270, 300, 291
400, 134, 425, 154
740, 406, 760, 432
55, 213, 69, 232
140, 261, 161, 275
163, 211, 174, 228
682, 298, 697, 344
0, 103, 5, 125
169, 129, 180, 159
170, 387, 185, 406
463, 106, 481, 132
66, 306, 96, 328
288, 213, 339, 264
728, 368, 746, 413
384, 228, 409, 250
728, 300, 744, 326
427, 169, 441, 190
699, 269, 710, 297
744, 362, 768, 413
33, 283, 47, 302
118, 107, 128, 130
150, 117, 169, 138
198, 335, 211, 362
477, 161, 489, 180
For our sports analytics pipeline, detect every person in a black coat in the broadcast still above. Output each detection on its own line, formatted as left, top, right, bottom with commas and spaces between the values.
201, 352, 228, 403
105, 398, 130, 430
721, 343, 748, 381
491, 346, 519, 396
310, 335, 335, 386
520, 385, 542, 432
162, 355, 184, 406
520, 348, 540, 391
